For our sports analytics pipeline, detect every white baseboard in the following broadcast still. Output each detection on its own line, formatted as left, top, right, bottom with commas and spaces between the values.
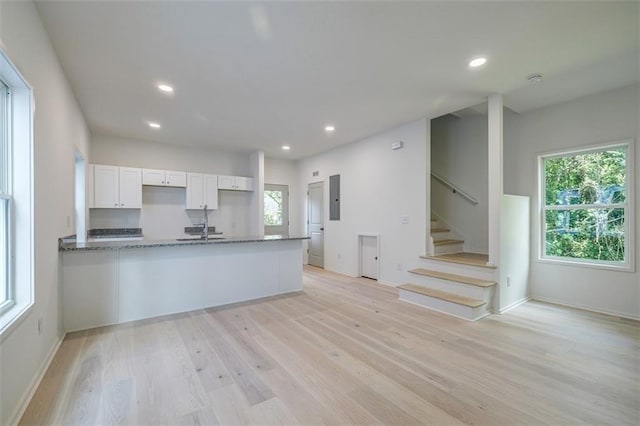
498, 296, 531, 314
7, 333, 65, 426
531, 296, 640, 321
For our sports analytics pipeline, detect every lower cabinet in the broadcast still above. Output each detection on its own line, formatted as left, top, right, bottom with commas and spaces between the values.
62, 251, 118, 331
186, 173, 218, 209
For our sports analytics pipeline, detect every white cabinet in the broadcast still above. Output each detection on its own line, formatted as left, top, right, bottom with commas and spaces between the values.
218, 175, 254, 191
91, 164, 142, 209
186, 173, 218, 210
62, 251, 118, 332
142, 168, 187, 187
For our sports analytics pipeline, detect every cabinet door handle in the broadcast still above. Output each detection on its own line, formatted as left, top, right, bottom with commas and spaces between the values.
114, 203, 118, 206
162, 181, 165, 184
167, 181, 170, 185
121, 203, 124, 207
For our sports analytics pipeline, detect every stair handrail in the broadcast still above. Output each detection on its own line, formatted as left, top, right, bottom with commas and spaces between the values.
431, 172, 479, 205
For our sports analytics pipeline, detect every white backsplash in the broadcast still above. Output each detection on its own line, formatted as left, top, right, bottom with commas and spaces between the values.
89, 186, 252, 239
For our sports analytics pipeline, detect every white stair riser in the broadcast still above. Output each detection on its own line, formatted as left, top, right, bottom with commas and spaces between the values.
408, 275, 493, 302
433, 242, 464, 255
417, 258, 496, 281
430, 231, 452, 242
399, 289, 489, 321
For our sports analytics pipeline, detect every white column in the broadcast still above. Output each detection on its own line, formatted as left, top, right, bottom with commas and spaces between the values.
424, 117, 433, 255
249, 150, 265, 236
487, 94, 503, 267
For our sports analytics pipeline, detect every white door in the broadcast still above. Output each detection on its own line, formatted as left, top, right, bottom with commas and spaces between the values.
264, 184, 289, 236
308, 181, 324, 268
360, 236, 378, 280
93, 165, 119, 208
118, 167, 142, 208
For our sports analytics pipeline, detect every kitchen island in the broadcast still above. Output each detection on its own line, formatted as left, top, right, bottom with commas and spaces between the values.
60, 235, 308, 331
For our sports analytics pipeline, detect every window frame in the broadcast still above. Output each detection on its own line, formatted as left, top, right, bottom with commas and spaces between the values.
537, 139, 635, 272
0, 77, 12, 314
0, 48, 35, 338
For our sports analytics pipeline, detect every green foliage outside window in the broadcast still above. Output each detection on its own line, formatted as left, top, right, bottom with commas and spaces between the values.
543, 147, 627, 263
264, 190, 283, 226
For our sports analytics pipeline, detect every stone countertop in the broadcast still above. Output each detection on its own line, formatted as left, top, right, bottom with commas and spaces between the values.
59, 235, 310, 252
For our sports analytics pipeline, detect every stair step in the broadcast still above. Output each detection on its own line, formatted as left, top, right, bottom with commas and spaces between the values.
420, 252, 496, 269
398, 284, 485, 308
430, 227, 450, 234
433, 239, 464, 246
408, 268, 496, 287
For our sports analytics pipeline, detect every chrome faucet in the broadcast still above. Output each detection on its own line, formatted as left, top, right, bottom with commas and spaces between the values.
197, 204, 209, 239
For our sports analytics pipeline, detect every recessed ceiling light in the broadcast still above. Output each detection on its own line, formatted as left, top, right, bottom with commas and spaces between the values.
325, 125, 335, 133
282, 145, 290, 151
148, 122, 161, 129
157, 84, 174, 93
469, 57, 487, 68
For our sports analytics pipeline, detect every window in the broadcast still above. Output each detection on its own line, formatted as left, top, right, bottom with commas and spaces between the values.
0, 48, 34, 335
540, 141, 633, 269
264, 189, 283, 226
0, 78, 8, 309
264, 184, 289, 236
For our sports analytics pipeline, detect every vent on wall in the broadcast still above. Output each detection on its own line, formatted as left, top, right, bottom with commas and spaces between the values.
312, 171, 319, 177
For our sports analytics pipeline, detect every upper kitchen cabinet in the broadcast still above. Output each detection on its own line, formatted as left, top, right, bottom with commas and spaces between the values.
142, 168, 187, 187
186, 173, 218, 210
218, 175, 254, 191
91, 164, 142, 208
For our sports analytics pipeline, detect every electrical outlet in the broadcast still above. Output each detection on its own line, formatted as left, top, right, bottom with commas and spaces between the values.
401, 215, 410, 225
337, 253, 341, 260
37, 317, 43, 335
507, 276, 511, 287
396, 263, 402, 271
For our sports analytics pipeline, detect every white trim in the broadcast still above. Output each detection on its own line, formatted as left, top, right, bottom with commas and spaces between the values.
498, 296, 531, 314
6, 334, 65, 426
532, 296, 640, 321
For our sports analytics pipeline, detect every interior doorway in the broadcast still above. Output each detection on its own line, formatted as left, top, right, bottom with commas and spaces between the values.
307, 181, 324, 268
264, 183, 289, 236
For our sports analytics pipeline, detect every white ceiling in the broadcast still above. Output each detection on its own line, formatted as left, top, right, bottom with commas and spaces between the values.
35, 1, 639, 160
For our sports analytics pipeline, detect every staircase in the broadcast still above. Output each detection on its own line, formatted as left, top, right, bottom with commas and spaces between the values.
398, 217, 496, 321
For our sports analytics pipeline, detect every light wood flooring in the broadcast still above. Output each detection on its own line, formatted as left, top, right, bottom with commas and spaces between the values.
20, 266, 640, 425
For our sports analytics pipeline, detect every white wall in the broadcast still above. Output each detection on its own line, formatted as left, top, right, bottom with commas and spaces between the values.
499, 195, 530, 312
90, 134, 254, 238
431, 112, 488, 253
297, 118, 428, 285
0, 1, 90, 424
504, 84, 640, 319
